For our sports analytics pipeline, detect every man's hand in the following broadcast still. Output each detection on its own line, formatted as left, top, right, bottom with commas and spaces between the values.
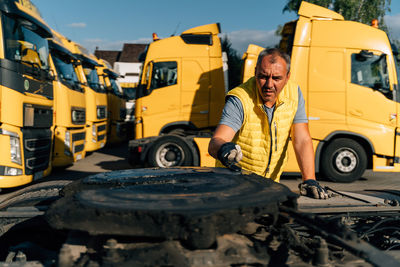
299, 179, 331, 199
217, 142, 242, 172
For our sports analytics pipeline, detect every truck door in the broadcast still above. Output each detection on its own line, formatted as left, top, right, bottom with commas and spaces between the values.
347, 50, 397, 162
140, 59, 180, 136
181, 57, 210, 128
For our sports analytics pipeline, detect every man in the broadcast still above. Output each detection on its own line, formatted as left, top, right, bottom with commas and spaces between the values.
208, 48, 329, 199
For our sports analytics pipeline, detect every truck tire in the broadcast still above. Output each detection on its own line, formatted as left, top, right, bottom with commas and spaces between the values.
45, 168, 297, 249
148, 135, 193, 167
0, 180, 71, 210
320, 138, 367, 183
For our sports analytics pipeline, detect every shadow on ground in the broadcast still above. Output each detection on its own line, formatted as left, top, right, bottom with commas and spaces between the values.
96, 159, 133, 171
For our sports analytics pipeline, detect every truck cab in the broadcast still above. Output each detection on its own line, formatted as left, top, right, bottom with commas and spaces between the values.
49, 31, 86, 167
129, 23, 225, 167
242, 1, 400, 182
68, 42, 108, 152
0, 0, 54, 188
97, 59, 128, 144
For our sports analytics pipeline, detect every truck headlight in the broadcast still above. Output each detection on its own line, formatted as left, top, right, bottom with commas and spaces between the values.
4, 166, 23, 176
64, 131, 71, 148
71, 108, 85, 124
72, 110, 78, 122
64, 131, 71, 156
92, 125, 97, 137
10, 136, 22, 165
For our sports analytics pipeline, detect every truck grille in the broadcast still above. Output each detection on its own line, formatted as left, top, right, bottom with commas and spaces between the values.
73, 144, 84, 153
22, 128, 51, 175
72, 132, 86, 142
97, 134, 105, 141
97, 125, 106, 132
24, 104, 53, 128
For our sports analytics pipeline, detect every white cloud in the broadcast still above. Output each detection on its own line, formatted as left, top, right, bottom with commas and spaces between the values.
385, 13, 400, 39
225, 29, 280, 55
67, 22, 87, 28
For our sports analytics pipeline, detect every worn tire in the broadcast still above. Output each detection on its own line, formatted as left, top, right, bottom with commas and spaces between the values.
0, 180, 71, 210
45, 167, 297, 249
148, 135, 193, 167
320, 138, 367, 183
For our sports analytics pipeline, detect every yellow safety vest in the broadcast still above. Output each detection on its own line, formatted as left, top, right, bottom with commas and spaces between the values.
217, 77, 299, 182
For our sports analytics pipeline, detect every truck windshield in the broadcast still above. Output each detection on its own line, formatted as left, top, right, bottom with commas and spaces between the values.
52, 51, 83, 93
2, 13, 50, 71
82, 63, 106, 93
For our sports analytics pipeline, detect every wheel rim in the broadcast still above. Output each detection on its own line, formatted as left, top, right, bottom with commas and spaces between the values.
155, 142, 185, 167
333, 148, 358, 173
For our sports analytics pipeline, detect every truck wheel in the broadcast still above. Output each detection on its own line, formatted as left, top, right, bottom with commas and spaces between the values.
320, 138, 367, 183
148, 135, 193, 167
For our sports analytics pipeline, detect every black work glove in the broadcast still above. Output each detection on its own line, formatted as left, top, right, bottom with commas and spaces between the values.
299, 179, 331, 199
217, 142, 242, 172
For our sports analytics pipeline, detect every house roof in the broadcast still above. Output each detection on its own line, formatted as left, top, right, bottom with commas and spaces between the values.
94, 50, 120, 67
94, 43, 148, 67
119, 43, 148, 63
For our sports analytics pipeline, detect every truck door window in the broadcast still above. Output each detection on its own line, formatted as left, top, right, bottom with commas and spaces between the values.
150, 61, 177, 90
351, 52, 391, 99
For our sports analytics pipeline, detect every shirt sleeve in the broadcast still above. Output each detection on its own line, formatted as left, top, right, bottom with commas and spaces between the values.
293, 86, 308, 124
218, 96, 244, 132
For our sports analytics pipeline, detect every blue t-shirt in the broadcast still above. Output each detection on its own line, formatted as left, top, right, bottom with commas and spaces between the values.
219, 86, 308, 132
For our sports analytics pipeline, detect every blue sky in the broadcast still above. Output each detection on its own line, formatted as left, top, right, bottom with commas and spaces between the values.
34, 1, 400, 55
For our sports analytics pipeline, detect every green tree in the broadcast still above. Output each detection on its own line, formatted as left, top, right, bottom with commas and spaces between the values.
221, 35, 242, 90
283, 0, 391, 30
283, 0, 331, 13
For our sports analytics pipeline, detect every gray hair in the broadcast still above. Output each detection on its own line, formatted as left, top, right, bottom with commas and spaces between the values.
256, 48, 291, 74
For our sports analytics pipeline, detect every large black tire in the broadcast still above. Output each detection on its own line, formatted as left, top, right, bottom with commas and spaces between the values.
148, 135, 193, 167
45, 168, 297, 249
320, 138, 367, 183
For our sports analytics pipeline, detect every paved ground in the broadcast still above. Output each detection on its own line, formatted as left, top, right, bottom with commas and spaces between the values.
1, 140, 400, 205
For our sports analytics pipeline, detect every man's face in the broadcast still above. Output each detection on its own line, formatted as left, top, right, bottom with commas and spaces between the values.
255, 55, 290, 107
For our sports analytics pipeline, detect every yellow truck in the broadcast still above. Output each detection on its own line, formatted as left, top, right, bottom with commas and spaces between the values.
128, 23, 225, 167
0, 0, 54, 188
49, 31, 86, 167
67, 42, 108, 152
97, 59, 128, 144
242, 1, 400, 182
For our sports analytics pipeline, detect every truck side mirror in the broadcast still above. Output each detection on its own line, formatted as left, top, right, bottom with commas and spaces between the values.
145, 61, 153, 91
